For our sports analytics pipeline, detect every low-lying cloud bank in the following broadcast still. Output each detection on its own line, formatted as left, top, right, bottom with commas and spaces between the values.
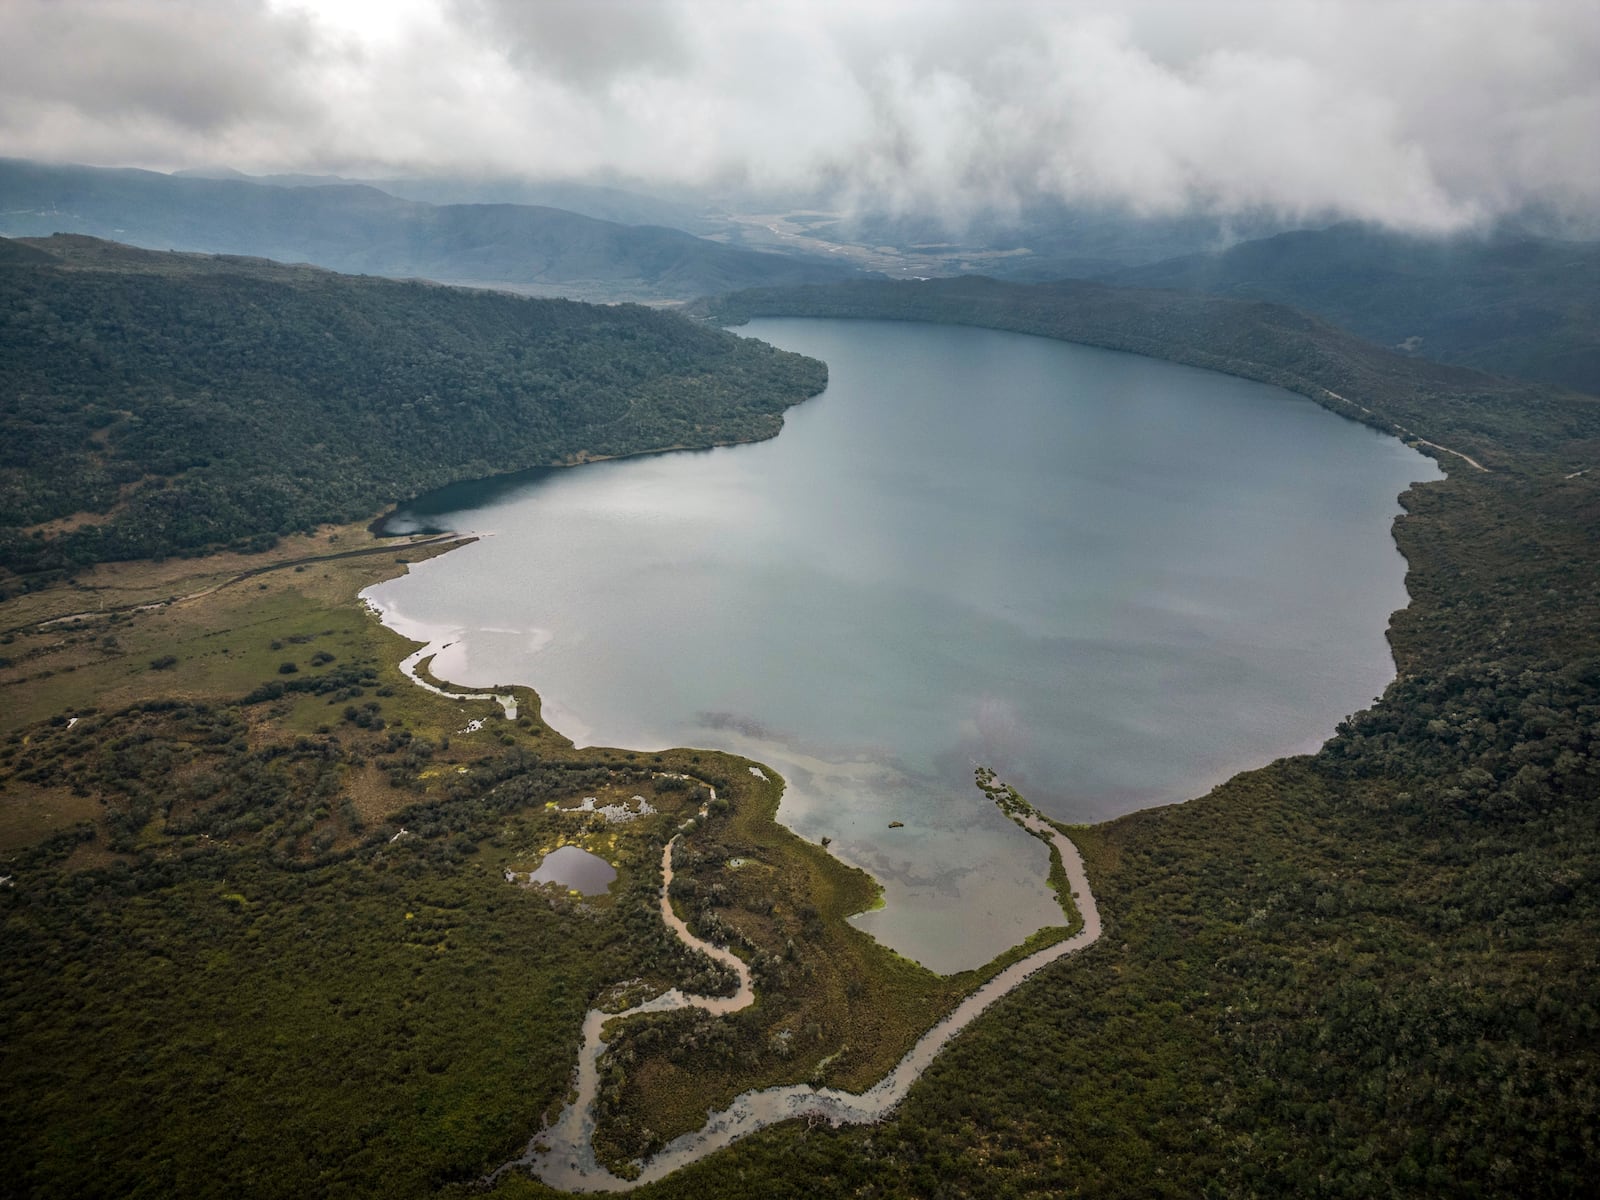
2, 0, 1595, 234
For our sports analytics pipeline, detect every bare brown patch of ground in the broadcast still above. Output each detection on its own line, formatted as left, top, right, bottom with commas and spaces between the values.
22, 508, 119, 538
0, 784, 102, 853
18, 471, 157, 539
0, 525, 566, 874
60, 837, 128, 872
2, 519, 461, 633
346, 761, 415, 828
0, 527, 472, 735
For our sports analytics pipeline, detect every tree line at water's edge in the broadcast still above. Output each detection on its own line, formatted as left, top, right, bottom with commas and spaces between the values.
0, 259, 1596, 1198
697, 276, 1600, 469
0, 234, 826, 588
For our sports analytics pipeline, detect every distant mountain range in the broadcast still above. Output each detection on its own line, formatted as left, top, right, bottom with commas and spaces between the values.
1106, 223, 1600, 396
170, 166, 727, 234
0, 159, 861, 302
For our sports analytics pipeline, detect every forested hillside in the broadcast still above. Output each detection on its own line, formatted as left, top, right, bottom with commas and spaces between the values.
1106, 223, 1600, 396
0, 234, 825, 584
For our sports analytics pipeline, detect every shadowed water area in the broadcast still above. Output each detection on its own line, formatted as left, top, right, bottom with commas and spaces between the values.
365, 318, 1440, 972
525, 845, 617, 894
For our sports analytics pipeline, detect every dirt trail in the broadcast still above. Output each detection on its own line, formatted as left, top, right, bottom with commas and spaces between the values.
1320, 389, 1490, 473
11, 533, 471, 637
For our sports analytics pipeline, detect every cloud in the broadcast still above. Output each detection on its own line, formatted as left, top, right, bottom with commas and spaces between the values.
1, 0, 1596, 233
0, 0, 324, 165
453, 0, 692, 87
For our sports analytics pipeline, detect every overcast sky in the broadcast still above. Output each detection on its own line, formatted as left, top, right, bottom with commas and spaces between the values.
1, 0, 1595, 232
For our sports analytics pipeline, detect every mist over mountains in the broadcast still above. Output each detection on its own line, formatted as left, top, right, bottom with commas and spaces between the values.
0, 158, 862, 302
171, 165, 730, 236
9, 154, 1599, 397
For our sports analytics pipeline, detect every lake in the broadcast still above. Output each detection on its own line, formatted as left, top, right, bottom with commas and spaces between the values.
363, 318, 1441, 972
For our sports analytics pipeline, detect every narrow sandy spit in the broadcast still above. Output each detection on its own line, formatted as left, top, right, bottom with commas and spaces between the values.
394, 640, 519, 719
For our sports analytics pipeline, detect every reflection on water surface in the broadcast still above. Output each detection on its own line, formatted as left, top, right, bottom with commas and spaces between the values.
521, 845, 617, 895
365, 318, 1440, 971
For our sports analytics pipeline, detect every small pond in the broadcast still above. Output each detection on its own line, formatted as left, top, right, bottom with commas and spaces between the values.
524, 846, 617, 894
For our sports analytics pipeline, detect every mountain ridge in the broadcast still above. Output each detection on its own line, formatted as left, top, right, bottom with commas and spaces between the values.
0, 158, 862, 302
1104, 221, 1600, 396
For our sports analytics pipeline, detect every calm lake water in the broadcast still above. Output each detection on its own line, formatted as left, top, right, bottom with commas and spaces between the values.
527, 845, 617, 895
364, 318, 1440, 972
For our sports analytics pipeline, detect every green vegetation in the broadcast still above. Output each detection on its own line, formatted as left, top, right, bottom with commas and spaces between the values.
593, 761, 948, 1167
588, 763, 1085, 1172
1107, 222, 1600, 397
0, 527, 476, 736
1, 233, 825, 582
0, 706, 739, 1196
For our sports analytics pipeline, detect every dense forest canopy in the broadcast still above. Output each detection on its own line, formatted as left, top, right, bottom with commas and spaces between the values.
1105, 223, 1600, 397
0, 234, 826, 584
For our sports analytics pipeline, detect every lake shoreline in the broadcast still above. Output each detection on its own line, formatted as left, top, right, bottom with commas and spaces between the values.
364, 427, 805, 539
363, 316, 1437, 970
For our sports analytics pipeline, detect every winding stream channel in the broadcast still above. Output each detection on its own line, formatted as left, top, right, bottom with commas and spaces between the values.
486, 783, 1100, 1192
